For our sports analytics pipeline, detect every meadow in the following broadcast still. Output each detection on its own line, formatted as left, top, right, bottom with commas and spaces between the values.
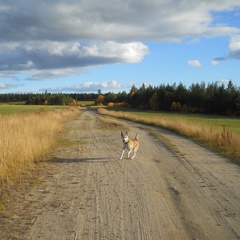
0, 107, 80, 193
0, 104, 70, 115
98, 108, 240, 163
77, 100, 95, 106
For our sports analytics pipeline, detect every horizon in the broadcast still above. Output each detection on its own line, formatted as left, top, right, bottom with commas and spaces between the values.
0, 80, 237, 96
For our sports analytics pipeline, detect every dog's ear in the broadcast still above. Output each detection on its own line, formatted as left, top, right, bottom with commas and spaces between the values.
121, 132, 123, 137
126, 131, 128, 135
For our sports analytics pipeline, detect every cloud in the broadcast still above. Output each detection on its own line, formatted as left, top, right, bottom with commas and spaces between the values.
0, 82, 23, 89
214, 34, 240, 61
229, 35, 240, 51
211, 60, 219, 65
228, 34, 240, 59
41, 80, 121, 93
1, 0, 239, 42
217, 79, 230, 84
188, 60, 202, 67
0, 0, 240, 81
0, 41, 149, 79
0, 83, 7, 89
0, 73, 20, 81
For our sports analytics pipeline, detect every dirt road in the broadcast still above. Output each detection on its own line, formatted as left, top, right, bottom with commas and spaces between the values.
5, 110, 240, 239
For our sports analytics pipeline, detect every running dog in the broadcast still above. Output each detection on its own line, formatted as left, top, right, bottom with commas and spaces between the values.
119, 131, 139, 159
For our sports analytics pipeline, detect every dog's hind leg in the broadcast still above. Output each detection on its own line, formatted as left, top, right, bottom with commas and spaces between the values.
119, 149, 125, 159
131, 151, 136, 159
127, 149, 133, 158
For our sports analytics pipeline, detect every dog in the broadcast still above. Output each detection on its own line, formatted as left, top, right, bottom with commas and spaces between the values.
119, 131, 139, 159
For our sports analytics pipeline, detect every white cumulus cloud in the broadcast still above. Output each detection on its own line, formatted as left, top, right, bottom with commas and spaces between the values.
211, 60, 219, 65
188, 60, 202, 67
228, 34, 240, 60
0, 41, 149, 80
0, 82, 22, 89
42, 80, 121, 93
218, 79, 230, 84
229, 35, 240, 51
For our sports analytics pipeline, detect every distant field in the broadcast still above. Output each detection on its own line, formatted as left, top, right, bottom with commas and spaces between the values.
108, 108, 240, 134
77, 100, 95, 106
133, 111, 240, 134
0, 104, 70, 115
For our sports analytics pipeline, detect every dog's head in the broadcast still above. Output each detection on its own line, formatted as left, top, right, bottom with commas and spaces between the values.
121, 131, 129, 144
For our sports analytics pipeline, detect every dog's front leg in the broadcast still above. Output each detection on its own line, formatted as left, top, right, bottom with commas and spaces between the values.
119, 149, 125, 159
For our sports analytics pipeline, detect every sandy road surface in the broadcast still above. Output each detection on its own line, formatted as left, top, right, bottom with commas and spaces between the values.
6, 110, 240, 239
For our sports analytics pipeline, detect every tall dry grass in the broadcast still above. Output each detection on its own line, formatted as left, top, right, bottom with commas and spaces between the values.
0, 107, 80, 187
98, 108, 240, 163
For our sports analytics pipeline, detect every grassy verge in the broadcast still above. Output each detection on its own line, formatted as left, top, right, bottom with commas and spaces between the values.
96, 116, 124, 130
0, 107, 80, 190
98, 108, 240, 163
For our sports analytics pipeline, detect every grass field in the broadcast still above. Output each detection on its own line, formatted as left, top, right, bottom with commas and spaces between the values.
98, 108, 240, 163
105, 107, 240, 133
77, 100, 95, 106
0, 104, 70, 115
125, 111, 240, 134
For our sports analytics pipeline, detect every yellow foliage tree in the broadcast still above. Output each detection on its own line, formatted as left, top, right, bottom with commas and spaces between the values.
95, 95, 104, 105
130, 91, 135, 97
107, 102, 115, 107
69, 99, 77, 106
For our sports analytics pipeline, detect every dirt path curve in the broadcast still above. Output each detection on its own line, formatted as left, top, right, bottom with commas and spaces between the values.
24, 110, 240, 239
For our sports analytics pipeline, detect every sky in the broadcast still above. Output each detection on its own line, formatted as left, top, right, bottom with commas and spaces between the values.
0, 0, 240, 94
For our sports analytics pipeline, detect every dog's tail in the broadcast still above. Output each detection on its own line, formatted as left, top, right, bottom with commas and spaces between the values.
135, 133, 138, 140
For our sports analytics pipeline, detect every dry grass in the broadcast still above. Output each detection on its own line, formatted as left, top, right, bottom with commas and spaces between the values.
96, 116, 124, 130
98, 108, 240, 163
0, 107, 80, 188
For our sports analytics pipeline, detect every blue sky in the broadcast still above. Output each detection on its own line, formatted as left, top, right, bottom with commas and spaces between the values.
0, 1, 240, 94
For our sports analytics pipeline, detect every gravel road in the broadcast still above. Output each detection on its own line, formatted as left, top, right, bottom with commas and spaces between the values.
8, 110, 240, 239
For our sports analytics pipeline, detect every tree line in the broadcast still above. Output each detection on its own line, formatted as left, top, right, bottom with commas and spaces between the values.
0, 81, 240, 115
0, 92, 98, 105
101, 81, 240, 116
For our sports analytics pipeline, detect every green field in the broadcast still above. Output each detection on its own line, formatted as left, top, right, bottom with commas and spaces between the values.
0, 104, 70, 115
77, 100, 95, 106
109, 108, 240, 134
136, 112, 240, 134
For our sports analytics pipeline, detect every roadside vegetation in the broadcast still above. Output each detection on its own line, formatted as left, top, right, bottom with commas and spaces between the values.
98, 108, 240, 164
0, 107, 80, 194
